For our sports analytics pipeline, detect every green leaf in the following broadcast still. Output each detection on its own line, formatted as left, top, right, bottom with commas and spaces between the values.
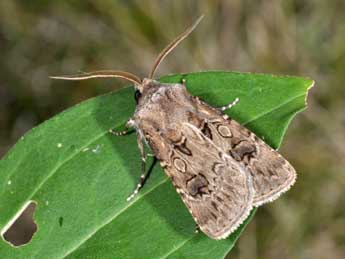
0, 71, 313, 259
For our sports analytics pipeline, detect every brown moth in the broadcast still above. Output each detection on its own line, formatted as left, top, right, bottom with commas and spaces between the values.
51, 16, 296, 240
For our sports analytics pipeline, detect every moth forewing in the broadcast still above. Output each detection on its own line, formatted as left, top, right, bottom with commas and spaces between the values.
247, 135, 297, 206
160, 122, 255, 240
189, 97, 297, 207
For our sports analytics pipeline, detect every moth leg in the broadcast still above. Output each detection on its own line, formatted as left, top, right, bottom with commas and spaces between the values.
127, 134, 157, 201
218, 97, 240, 112
109, 118, 135, 136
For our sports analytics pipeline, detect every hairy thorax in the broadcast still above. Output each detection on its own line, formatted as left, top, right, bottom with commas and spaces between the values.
134, 82, 199, 160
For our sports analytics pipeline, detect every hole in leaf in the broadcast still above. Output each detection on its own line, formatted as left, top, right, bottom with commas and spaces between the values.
1, 201, 37, 247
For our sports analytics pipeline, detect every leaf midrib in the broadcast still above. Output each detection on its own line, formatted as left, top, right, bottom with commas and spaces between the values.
159, 235, 195, 259
61, 177, 170, 258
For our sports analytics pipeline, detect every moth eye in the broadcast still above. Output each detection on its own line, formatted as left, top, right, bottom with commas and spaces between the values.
134, 90, 142, 104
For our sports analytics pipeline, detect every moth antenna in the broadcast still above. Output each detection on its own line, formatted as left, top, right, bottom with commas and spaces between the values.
50, 70, 142, 86
148, 15, 204, 79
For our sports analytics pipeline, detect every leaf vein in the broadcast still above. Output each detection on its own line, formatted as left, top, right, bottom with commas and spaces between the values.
159, 236, 195, 259
62, 177, 169, 258
242, 93, 305, 125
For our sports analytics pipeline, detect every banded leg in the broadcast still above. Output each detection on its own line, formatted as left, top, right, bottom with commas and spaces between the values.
127, 133, 157, 201
218, 97, 240, 112
109, 118, 135, 136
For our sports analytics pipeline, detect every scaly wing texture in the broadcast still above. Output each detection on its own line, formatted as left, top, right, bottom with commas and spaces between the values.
163, 123, 254, 239
192, 97, 296, 206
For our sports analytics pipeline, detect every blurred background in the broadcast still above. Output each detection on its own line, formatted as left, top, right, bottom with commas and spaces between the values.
0, 0, 344, 258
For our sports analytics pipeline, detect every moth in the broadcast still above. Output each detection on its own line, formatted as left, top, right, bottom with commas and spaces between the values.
52, 16, 296, 240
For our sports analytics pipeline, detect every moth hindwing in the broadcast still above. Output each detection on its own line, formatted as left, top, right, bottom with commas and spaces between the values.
52, 15, 296, 240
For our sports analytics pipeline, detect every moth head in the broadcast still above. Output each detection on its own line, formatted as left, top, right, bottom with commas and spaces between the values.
50, 15, 203, 105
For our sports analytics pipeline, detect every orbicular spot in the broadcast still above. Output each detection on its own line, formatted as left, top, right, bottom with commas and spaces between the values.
217, 125, 232, 138
173, 158, 187, 172
186, 174, 210, 197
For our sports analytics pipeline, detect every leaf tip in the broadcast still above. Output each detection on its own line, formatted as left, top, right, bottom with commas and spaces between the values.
305, 79, 315, 107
